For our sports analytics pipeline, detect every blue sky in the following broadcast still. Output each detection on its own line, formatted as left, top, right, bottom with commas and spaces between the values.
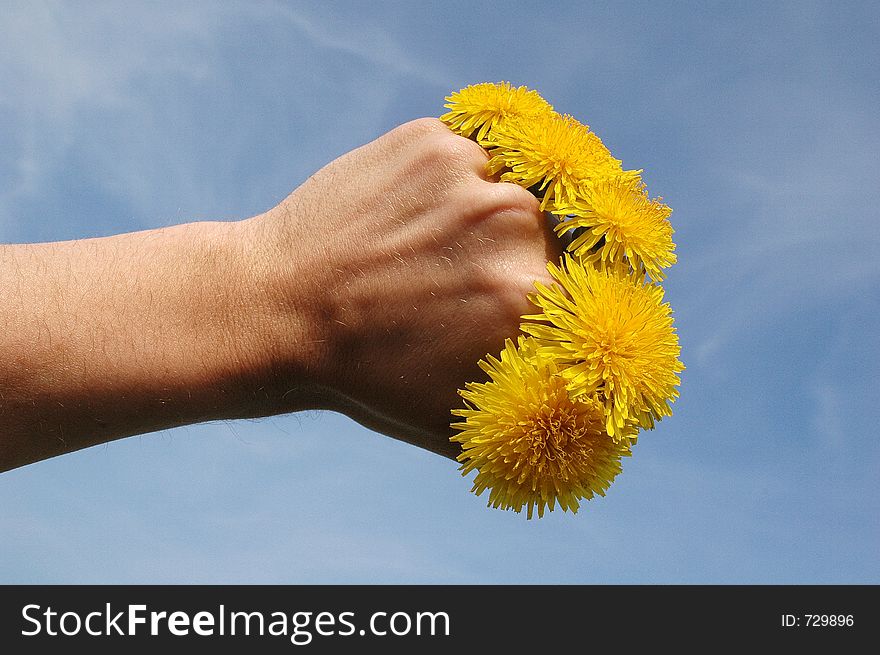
1, 1, 877, 583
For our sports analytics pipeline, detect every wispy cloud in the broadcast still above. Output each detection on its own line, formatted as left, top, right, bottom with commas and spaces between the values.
0, 2, 219, 236
0, 1, 451, 240
265, 1, 453, 89
670, 58, 880, 375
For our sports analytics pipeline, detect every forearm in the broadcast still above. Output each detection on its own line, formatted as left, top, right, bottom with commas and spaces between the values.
0, 219, 317, 472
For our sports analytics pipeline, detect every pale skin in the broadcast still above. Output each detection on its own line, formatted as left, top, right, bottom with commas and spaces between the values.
0, 118, 560, 473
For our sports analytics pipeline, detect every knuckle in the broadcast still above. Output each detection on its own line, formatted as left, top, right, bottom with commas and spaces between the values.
485, 182, 541, 216
401, 134, 488, 189
461, 182, 542, 230
468, 257, 538, 321
493, 272, 535, 321
392, 117, 447, 142
425, 132, 487, 168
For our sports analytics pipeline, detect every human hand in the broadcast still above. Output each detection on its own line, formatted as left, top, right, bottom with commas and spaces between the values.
241, 118, 561, 458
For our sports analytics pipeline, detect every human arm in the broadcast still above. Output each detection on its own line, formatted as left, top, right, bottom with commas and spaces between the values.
0, 118, 559, 472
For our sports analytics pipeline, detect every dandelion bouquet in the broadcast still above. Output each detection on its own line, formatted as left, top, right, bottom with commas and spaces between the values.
442, 82, 683, 518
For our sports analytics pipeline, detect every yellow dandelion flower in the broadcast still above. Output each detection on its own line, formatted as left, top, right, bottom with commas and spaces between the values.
522, 256, 684, 439
451, 338, 634, 519
486, 112, 640, 210
440, 82, 553, 145
552, 177, 677, 281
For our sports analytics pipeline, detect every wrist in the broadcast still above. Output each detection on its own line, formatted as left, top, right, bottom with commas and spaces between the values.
217, 214, 333, 417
